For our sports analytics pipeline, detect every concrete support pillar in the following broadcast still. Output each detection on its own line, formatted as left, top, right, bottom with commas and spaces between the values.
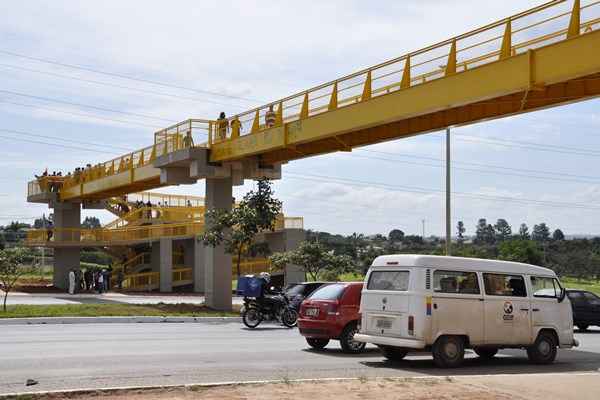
51, 202, 81, 289
150, 243, 160, 272
159, 238, 173, 292
284, 229, 306, 285
193, 238, 205, 293
204, 177, 233, 310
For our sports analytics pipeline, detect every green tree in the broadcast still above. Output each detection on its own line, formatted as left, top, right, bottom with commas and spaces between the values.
200, 179, 282, 277
456, 221, 466, 245
82, 216, 101, 229
494, 219, 512, 242
532, 223, 551, 242
270, 241, 354, 281
518, 223, 530, 240
552, 229, 565, 241
498, 239, 542, 265
388, 229, 405, 243
0, 248, 31, 311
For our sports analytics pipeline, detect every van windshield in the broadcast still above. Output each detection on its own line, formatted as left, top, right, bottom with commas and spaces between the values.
367, 271, 409, 291
309, 284, 346, 300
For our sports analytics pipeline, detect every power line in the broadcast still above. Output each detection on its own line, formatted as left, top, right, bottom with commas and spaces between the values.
347, 152, 600, 185
0, 128, 134, 152
0, 134, 122, 155
0, 49, 265, 104
285, 172, 600, 211
0, 62, 250, 110
0, 89, 177, 123
0, 99, 163, 130
359, 149, 600, 181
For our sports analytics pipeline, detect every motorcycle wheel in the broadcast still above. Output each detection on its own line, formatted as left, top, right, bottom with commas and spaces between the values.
242, 308, 262, 329
281, 308, 298, 328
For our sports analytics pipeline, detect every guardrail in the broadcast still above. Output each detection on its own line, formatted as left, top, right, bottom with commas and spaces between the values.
104, 206, 204, 229
122, 267, 193, 290
206, 0, 600, 144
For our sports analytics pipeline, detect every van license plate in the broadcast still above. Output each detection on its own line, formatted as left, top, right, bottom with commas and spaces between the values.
376, 319, 393, 329
305, 308, 319, 317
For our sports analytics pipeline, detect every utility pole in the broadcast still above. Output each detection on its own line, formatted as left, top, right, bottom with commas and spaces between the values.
422, 219, 426, 239
445, 128, 451, 256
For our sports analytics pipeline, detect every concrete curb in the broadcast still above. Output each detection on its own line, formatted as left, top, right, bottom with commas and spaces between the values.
3, 372, 599, 399
0, 316, 241, 325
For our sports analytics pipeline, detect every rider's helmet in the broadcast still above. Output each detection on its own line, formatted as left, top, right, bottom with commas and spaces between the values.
259, 272, 271, 283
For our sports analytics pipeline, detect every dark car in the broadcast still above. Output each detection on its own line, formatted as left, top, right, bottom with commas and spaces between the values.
298, 282, 365, 353
566, 290, 600, 331
285, 282, 328, 311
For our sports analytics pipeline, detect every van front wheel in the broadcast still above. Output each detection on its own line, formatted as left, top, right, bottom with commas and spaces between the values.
527, 331, 557, 364
432, 336, 465, 368
379, 346, 408, 361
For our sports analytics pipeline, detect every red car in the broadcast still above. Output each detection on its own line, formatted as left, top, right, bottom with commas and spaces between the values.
298, 282, 365, 353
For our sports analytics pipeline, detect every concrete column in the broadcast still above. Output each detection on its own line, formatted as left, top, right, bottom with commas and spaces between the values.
150, 243, 160, 272
51, 202, 81, 289
204, 177, 233, 311
284, 229, 306, 285
193, 238, 205, 293
159, 238, 173, 292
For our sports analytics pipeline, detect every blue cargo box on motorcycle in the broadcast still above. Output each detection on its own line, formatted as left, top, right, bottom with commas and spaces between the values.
237, 276, 263, 297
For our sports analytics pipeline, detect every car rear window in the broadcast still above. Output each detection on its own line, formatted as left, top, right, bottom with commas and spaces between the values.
309, 284, 346, 300
367, 271, 410, 291
286, 284, 306, 296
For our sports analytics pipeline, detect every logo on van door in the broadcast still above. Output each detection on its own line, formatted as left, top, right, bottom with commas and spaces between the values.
503, 301, 514, 321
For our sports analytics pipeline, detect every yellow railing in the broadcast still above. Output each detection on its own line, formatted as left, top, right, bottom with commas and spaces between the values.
53, 119, 213, 195
122, 267, 193, 290
236, 259, 271, 275
27, 176, 65, 197
26, 221, 204, 246
104, 206, 205, 229
114, 252, 151, 274
205, 0, 600, 143
125, 192, 205, 207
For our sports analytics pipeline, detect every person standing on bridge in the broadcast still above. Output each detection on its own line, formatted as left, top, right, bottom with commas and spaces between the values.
265, 105, 276, 128
183, 130, 194, 148
217, 112, 228, 141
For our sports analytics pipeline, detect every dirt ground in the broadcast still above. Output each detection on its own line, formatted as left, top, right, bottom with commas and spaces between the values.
15, 373, 600, 400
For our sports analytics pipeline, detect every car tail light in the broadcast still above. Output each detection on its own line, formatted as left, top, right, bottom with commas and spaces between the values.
327, 302, 339, 316
408, 315, 414, 336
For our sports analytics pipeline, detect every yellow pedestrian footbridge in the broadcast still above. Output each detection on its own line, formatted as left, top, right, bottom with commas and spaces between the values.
26, 0, 600, 204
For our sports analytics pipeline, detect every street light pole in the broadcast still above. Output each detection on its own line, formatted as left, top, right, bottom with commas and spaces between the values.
445, 128, 451, 256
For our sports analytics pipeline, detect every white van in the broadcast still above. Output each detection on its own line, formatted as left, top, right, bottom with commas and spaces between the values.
354, 255, 578, 367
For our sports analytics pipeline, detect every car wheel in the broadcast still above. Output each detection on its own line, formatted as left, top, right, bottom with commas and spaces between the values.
379, 346, 408, 361
306, 338, 329, 350
432, 336, 465, 368
577, 324, 589, 332
339, 322, 366, 353
527, 331, 557, 364
473, 347, 498, 359
242, 308, 262, 329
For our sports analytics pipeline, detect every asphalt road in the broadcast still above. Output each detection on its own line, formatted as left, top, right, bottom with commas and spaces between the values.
1, 323, 600, 395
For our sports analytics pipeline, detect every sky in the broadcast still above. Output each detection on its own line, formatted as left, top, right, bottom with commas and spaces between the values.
1, 0, 599, 237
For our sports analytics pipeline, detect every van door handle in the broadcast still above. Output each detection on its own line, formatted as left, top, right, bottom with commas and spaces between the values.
532, 308, 540, 312
520, 308, 529, 311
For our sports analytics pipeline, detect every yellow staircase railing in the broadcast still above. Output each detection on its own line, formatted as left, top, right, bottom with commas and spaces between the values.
122, 267, 193, 291
104, 206, 204, 229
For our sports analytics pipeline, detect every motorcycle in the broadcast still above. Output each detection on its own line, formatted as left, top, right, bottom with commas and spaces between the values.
242, 291, 298, 329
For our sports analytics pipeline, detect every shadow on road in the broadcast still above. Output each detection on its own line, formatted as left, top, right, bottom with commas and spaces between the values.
301, 347, 381, 358
359, 348, 600, 375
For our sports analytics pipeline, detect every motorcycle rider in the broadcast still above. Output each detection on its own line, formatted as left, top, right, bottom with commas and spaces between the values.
257, 272, 279, 309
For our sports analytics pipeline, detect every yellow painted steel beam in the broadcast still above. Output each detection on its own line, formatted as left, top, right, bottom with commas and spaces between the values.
209, 29, 600, 163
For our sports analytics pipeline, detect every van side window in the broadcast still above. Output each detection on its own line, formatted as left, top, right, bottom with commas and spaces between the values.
531, 276, 559, 298
483, 274, 527, 297
433, 270, 479, 294
367, 271, 409, 291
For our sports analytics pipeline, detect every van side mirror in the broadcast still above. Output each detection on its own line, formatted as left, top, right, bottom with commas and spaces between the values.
558, 288, 566, 303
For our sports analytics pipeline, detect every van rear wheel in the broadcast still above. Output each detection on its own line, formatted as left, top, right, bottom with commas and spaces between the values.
473, 347, 498, 359
432, 336, 465, 368
306, 338, 329, 350
527, 331, 557, 364
379, 346, 408, 361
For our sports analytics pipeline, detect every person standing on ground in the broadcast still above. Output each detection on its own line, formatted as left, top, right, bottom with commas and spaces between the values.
68, 269, 75, 295
97, 270, 104, 294
84, 269, 92, 291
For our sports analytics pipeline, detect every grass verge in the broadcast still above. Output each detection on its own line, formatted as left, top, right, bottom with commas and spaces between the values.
561, 277, 600, 295
0, 303, 239, 318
